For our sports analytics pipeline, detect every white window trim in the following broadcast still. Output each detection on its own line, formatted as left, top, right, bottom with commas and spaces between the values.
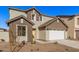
16, 24, 27, 37
31, 13, 36, 21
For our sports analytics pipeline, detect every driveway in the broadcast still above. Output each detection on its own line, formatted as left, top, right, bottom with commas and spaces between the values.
57, 40, 79, 49
36, 39, 79, 49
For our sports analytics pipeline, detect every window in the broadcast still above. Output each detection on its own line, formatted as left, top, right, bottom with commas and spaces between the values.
17, 26, 26, 36
32, 14, 35, 20
40, 16, 42, 21
77, 18, 79, 25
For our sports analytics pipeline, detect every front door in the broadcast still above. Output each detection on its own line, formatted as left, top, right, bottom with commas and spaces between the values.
16, 25, 27, 43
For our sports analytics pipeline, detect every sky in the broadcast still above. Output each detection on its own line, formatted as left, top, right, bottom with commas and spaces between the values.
1, 6, 79, 29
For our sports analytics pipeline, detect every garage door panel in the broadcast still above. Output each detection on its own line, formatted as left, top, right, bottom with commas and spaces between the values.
48, 30, 65, 40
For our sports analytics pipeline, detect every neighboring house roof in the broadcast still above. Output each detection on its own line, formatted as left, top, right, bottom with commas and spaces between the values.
7, 15, 34, 25
39, 17, 68, 28
56, 15, 74, 17
56, 15, 75, 21
0, 28, 8, 31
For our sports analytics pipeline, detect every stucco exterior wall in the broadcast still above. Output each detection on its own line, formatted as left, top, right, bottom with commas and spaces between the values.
9, 10, 27, 19
39, 30, 46, 40
9, 18, 33, 45
74, 16, 79, 28
60, 17, 75, 39
0, 31, 9, 42
46, 20, 67, 30
41, 16, 53, 23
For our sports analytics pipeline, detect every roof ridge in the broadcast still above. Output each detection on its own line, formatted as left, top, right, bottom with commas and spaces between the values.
7, 15, 34, 25
9, 7, 24, 12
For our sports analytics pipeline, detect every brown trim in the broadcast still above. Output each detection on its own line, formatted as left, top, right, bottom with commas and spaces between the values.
39, 18, 57, 28
9, 7, 56, 18
7, 15, 34, 25
24, 7, 41, 15
9, 7, 79, 19
56, 15, 75, 17
41, 14, 56, 18
9, 8, 24, 12
57, 17, 68, 28
39, 17, 68, 29
9, 7, 41, 15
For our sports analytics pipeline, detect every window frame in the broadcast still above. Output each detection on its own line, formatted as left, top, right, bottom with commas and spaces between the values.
77, 18, 79, 25
16, 25, 27, 37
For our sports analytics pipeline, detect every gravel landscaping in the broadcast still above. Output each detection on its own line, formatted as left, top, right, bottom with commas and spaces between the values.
0, 42, 79, 52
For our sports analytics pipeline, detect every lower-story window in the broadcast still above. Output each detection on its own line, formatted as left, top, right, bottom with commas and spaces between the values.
17, 26, 26, 36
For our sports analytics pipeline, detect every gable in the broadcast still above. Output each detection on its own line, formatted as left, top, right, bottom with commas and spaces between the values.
7, 15, 34, 26
26, 8, 41, 21
46, 20, 67, 30
39, 17, 68, 30
9, 9, 27, 19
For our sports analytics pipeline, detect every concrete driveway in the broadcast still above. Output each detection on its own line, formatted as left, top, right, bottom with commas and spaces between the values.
36, 39, 79, 49
57, 40, 79, 49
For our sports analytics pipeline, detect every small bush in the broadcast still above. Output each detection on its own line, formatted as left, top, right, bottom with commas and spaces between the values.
65, 48, 69, 51
53, 41, 58, 44
0, 50, 3, 52
0, 39, 5, 42
22, 40, 25, 45
30, 49, 33, 52
36, 48, 39, 51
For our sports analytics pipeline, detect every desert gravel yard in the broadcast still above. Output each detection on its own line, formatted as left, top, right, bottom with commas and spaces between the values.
0, 42, 10, 52
0, 42, 79, 52
19, 42, 79, 52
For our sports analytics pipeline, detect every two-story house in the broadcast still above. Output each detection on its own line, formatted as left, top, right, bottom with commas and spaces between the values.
6, 7, 79, 45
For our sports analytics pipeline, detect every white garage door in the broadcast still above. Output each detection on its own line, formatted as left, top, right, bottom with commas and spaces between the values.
48, 30, 65, 40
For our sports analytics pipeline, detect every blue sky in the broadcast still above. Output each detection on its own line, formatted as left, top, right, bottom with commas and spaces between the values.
1, 6, 79, 29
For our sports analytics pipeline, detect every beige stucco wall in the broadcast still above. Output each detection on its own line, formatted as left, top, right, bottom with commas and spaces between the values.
74, 16, 79, 39
74, 16, 79, 29
60, 17, 75, 39
39, 30, 46, 40
0, 31, 9, 42
9, 18, 33, 45
34, 16, 54, 39
41, 16, 53, 23
32, 15, 54, 28
9, 10, 27, 19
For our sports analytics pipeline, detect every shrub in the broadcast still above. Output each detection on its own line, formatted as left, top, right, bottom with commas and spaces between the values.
0, 39, 5, 42
53, 41, 58, 44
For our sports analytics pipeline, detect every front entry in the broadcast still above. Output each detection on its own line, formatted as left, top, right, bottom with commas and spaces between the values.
16, 25, 27, 43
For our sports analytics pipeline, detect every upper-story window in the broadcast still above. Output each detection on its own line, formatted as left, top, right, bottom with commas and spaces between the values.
32, 14, 35, 20
77, 18, 79, 25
